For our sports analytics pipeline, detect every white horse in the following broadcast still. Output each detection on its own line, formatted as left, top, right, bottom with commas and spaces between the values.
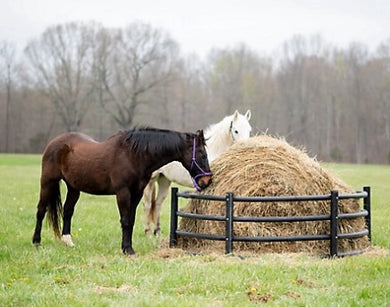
143, 110, 252, 235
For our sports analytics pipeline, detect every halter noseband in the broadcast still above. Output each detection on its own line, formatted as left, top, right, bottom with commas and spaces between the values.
190, 137, 212, 191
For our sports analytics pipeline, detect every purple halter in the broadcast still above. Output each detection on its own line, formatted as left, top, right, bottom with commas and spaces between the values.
190, 137, 212, 191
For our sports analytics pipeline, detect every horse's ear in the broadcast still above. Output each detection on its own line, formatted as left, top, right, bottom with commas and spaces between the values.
196, 129, 205, 142
233, 110, 239, 120
245, 110, 251, 121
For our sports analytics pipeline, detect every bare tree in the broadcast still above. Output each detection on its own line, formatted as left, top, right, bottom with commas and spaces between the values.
24, 22, 99, 131
204, 44, 271, 123
345, 42, 369, 163
169, 55, 209, 130
375, 41, 390, 140
0, 41, 16, 152
93, 22, 179, 129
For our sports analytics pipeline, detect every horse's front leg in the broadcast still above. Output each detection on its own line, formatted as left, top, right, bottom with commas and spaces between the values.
116, 188, 142, 255
32, 199, 47, 245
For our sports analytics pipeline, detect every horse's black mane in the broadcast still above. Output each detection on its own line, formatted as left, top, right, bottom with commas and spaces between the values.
122, 127, 190, 156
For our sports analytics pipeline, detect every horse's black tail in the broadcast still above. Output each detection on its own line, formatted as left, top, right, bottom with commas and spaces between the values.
46, 180, 63, 238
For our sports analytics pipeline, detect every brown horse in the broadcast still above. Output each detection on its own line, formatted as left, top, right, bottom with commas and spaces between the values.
32, 128, 212, 255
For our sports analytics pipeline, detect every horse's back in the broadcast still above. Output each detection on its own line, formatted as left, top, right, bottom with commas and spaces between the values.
41, 132, 122, 194
158, 161, 193, 186
42, 133, 96, 163
48, 132, 97, 148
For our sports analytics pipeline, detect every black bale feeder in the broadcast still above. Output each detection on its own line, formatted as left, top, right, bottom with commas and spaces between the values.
169, 186, 371, 257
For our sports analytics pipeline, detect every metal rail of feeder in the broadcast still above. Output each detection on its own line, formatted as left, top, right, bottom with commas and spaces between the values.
170, 186, 371, 257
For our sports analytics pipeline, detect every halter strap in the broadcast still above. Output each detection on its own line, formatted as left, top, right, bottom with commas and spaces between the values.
190, 137, 212, 191
229, 120, 236, 141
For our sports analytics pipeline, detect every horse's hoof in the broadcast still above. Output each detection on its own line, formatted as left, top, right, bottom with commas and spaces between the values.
153, 229, 161, 236
61, 234, 75, 247
145, 229, 151, 236
122, 247, 136, 256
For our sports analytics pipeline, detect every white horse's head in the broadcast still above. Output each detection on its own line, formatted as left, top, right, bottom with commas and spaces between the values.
228, 110, 252, 141
204, 110, 252, 162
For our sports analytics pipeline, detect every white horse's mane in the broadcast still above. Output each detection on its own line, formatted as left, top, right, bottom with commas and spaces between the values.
204, 115, 235, 162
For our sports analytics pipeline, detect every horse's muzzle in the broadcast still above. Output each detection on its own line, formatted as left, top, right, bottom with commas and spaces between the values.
197, 175, 212, 190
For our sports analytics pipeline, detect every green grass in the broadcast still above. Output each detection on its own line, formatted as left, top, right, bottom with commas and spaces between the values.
324, 163, 390, 248
0, 155, 389, 306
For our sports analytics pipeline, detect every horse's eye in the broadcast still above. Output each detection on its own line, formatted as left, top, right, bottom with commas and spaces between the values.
234, 130, 239, 134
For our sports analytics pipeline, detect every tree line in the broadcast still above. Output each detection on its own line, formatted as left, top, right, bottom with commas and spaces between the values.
1, 21, 389, 163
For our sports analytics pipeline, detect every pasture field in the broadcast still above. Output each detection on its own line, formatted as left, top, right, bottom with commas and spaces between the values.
0, 154, 389, 306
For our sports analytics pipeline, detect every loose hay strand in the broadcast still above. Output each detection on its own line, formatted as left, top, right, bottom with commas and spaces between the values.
177, 135, 369, 255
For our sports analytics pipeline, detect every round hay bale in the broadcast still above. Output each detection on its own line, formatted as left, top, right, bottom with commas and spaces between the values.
177, 135, 370, 255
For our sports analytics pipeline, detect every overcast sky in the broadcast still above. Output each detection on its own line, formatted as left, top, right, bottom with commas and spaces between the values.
2, 0, 390, 57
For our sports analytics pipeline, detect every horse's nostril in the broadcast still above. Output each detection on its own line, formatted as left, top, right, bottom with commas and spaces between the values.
198, 176, 212, 189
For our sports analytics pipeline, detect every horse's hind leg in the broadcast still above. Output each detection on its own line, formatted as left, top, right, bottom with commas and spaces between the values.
152, 175, 171, 236
32, 198, 47, 245
61, 183, 80, 247
143, 173, 159, 235
32, 179, 61, 245
143, 182, 156, 235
